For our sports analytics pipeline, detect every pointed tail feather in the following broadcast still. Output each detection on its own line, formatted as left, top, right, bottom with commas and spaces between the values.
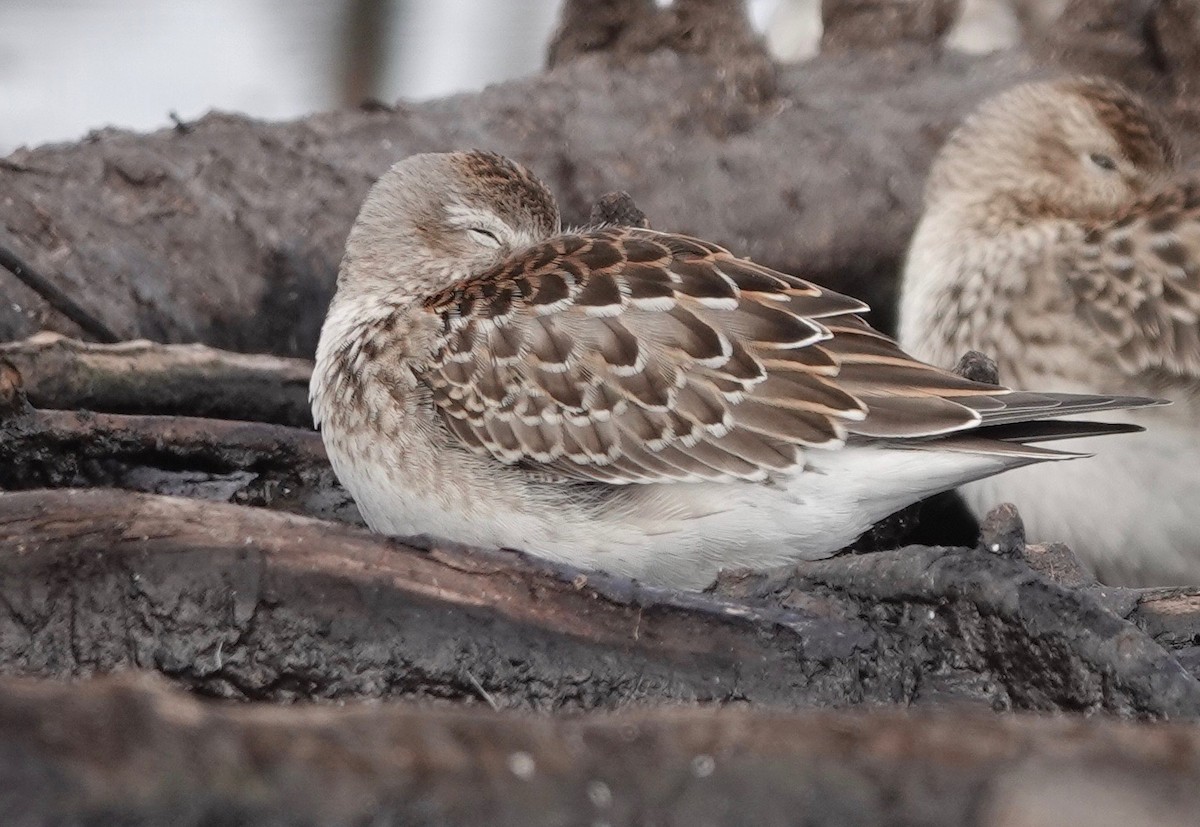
975, 418, 1145, 444
962, 391, 1166, 427
884, 392, 1160, 466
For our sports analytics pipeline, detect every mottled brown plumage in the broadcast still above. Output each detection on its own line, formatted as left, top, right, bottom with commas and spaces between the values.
1066, 180, 1200, 377
1061, 77, 1178, 171
312, 149, 1156, 589
900, 76, 1200, 586
417, 224, 1039, 485
588, 190, 651, 228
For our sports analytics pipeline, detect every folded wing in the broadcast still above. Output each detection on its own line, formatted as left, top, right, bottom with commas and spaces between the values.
416, 227, 1035, 485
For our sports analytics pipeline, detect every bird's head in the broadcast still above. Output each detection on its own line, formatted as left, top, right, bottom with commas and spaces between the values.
338, 150, 561, 298
924, 77, 1178, 226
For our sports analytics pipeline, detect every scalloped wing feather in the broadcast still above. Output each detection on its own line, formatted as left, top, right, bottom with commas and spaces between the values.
420, 227, 1008, 484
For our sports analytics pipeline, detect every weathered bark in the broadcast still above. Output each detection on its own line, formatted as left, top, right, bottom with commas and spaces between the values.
0, 332, 313, 426
5, 0, 1196, 358
0, 415, 357, 526
821, 0, 962, 52
4, 6, 1200, 818
2, 487, 1198, 718
549, 0, 775, 106
0, 366, 357, 524
0, 50, 1012, 350
3, 671, 1200, 826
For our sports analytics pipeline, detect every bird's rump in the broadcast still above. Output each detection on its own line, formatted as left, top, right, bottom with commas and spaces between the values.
418, 226, 1045, 485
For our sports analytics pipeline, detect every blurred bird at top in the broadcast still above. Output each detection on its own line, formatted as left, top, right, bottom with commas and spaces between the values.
899, 76, 1200, 586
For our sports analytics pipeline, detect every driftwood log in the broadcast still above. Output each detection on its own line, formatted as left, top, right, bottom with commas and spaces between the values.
0, 332, 312, 425
1, 486, 1198, 719
3, 2, 1199, 356
5, 0, 1200, 821
2, 672, 1200, 826
0, 358, 357, 524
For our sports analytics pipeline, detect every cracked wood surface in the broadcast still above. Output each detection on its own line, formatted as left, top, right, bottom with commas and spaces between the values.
0, 332, 313, 426
3, 672, 1200, 826
1, 487, 1198, 719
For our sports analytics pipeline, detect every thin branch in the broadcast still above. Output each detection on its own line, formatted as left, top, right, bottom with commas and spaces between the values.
0, 242, 120, 343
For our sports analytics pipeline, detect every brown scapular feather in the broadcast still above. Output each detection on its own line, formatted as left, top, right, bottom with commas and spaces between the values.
420, 226, 1157, 485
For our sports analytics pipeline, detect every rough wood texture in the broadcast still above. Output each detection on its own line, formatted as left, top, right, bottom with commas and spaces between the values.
5, 3, 1196, 358
2, 487, 1198, 718
821, 0, 962, 52
0, 332, 313, 426
4, 3, 1200, 819
4, 1, 1197, 362
2, 672, 1200, 826
0, 411, 356, 526
0, 363, 355, 523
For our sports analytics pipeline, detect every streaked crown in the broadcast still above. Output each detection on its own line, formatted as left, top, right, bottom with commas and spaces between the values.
924, 77, 1177, 223
338, 150, 562, 297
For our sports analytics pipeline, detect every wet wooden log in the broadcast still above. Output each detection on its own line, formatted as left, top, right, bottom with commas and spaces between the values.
0, 409, 357, 525
1, 487, 1198, 718
1, 4, 1198, 820
0, 350, 354, 522
0, 332, 313, 426
3, 1, 1196, 356
2, 671, 1200, 826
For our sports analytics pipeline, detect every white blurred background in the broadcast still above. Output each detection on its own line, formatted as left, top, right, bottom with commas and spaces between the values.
0, 0, 1032, 152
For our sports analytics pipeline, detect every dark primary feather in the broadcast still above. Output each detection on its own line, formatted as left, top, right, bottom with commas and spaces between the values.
420, 226, 1152, 485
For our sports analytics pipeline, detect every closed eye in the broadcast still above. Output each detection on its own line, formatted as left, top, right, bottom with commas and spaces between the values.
1088, 152, 1118, 172
468, 227, 501, 248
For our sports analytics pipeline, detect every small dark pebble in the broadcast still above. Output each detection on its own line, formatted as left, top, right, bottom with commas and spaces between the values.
589, 191, 651, 228
953, 350, 1001, 385
979, 503, 1026, 558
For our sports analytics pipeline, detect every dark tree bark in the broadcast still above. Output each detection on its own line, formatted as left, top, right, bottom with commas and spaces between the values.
3, 2, 1195, 357
821, 0, 962, 53
0, 412, 358, 526
0, 332, 313, 426
3, 672, 1200, 826
2, 487, 1199, 718
4, 4, 1200, 820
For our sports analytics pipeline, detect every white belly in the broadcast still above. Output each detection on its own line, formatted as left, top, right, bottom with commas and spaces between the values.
330, 431, 1030, 590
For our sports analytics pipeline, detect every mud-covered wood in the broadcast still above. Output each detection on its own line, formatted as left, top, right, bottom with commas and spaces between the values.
821, 0, 962, 52
4, 0, 1197, 357
3, 671, 1200, 827
0, 367, 356, 524
0, 412, 356, 525
2, 487, 1198, 718
4, 3, 1200, 819
0, 332, 313, 426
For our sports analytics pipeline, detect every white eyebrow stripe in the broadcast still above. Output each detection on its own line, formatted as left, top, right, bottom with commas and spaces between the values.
444, 204, 512, 235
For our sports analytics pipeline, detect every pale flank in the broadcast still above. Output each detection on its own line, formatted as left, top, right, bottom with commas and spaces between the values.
900, 76, 1200, 586
313, 150, 1156, 589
